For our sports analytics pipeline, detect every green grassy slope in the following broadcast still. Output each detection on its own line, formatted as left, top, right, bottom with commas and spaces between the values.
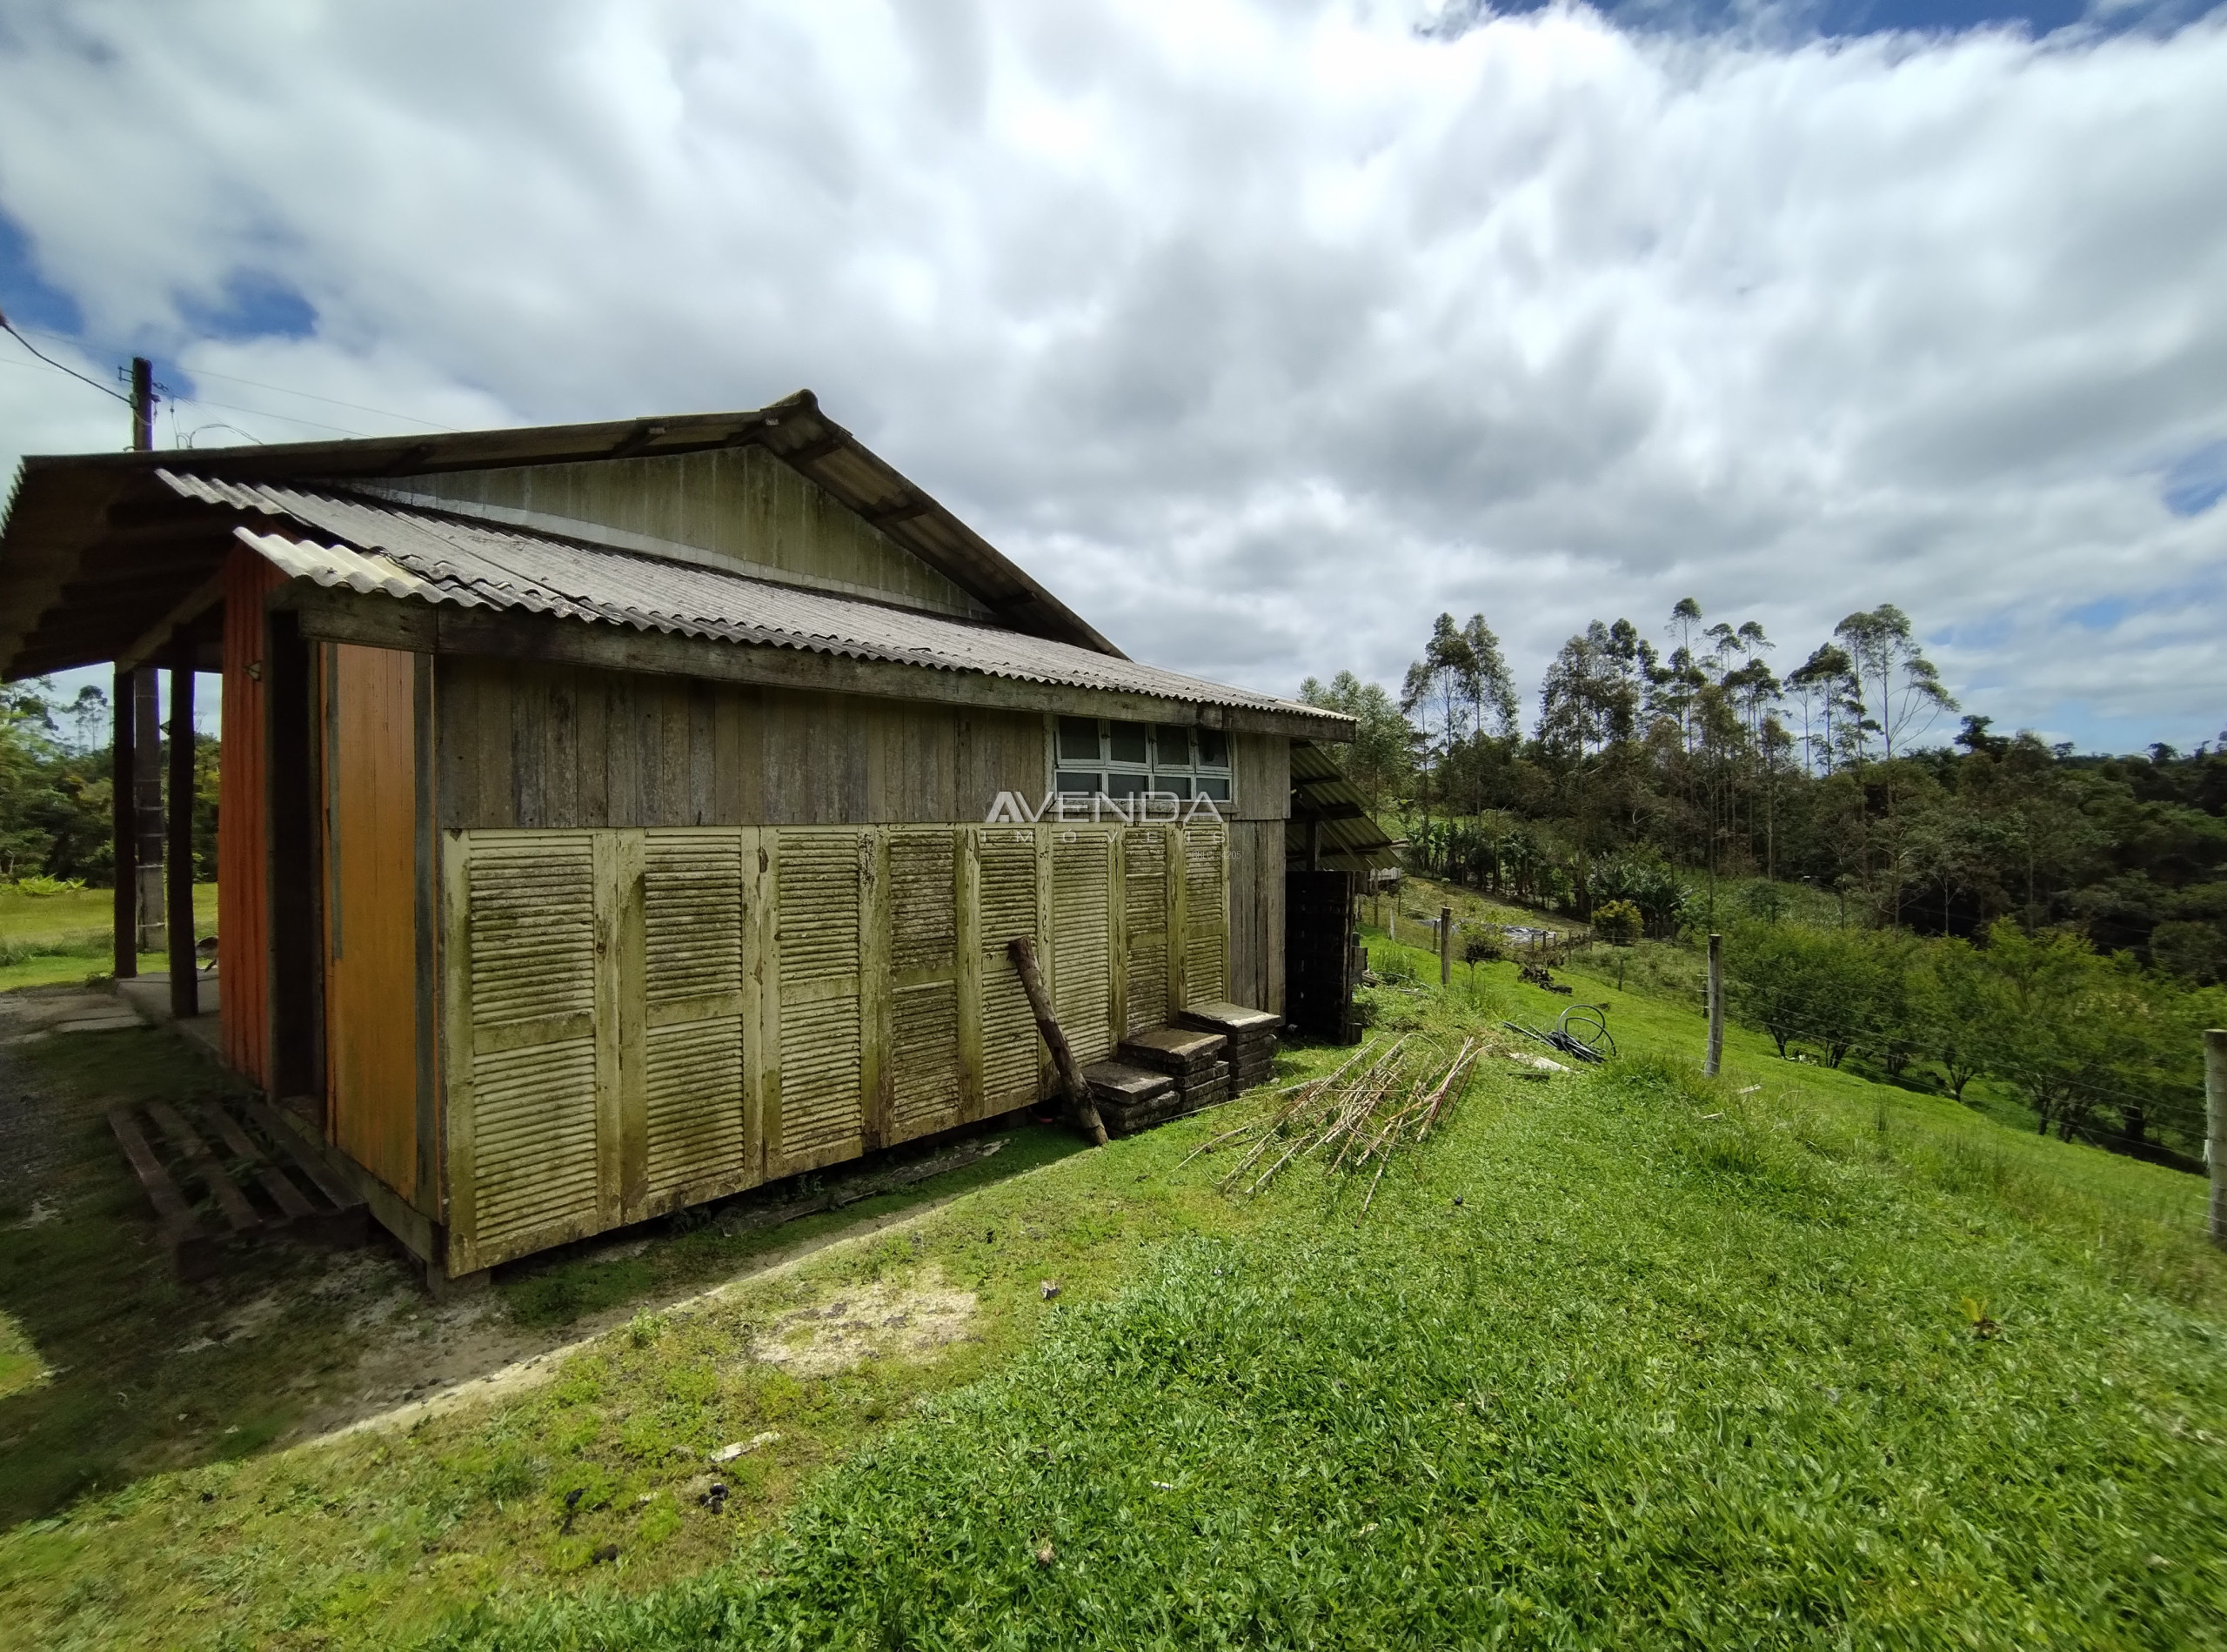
4, 946, 2224, 1649
0, 882, 217, 990
434, 956, 2224, 1649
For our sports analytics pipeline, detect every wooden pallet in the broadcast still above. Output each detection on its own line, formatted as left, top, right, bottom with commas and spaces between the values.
107, 1100, 369, 1280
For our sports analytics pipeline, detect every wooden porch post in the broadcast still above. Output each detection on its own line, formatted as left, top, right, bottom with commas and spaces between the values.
111, 664, 137, 979
168, 664, 198, 1019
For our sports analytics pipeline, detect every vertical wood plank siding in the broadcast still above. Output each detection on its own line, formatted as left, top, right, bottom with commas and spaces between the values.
217, 547, 284, 1084
323, 643, 424, 1203
1224, 820, 1287, 1016
384, 447, 991, 621
436, 659, 1046, 833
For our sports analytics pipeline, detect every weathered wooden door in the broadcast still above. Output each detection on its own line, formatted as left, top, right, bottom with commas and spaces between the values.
323, 642, 423, 1203
764, 828, 870, 1176
639, 828, 752, 1208
442, 829, 604, 1271
1053, 828, 1118, 1067
1181, 821, 1230, 1007
1123, 826, 1170, 1034
887, 826, 967, 1145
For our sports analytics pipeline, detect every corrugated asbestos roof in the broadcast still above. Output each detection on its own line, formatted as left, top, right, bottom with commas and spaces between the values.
0, 390, 1127, 679
160, 471, 1337, 721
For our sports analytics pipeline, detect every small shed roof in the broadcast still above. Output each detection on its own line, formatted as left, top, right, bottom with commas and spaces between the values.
1286, 740, 1401, 870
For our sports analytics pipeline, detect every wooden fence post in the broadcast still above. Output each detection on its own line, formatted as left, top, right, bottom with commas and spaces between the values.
1440, 906, 1453, 987
1704, 933, 1723, 1078
2207, 1028, 2226, 1246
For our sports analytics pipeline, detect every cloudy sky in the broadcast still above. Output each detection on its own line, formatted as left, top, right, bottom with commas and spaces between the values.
2, 0, 2223, 752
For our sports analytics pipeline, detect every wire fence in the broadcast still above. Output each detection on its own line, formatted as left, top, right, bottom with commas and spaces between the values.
1358, 916, 2213, 1167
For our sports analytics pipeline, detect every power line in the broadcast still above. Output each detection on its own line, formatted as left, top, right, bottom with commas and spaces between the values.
163, 391, 371, 440
0, 309, 130, 405
180, 367, 456, 431
14, 318, 455, 432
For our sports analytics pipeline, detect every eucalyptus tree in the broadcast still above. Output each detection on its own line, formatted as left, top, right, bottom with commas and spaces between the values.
1786, 643, 1857, 777
1460, 614, 1521, 739
1401, 612, 1475, 827
1834, 605, 1957, 780
1299, 671, 1416, 818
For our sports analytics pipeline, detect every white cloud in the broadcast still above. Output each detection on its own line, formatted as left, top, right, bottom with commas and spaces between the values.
1, 0, 2224, 747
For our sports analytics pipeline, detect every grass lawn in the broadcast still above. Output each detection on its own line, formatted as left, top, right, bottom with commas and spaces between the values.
3, 933, 2224, 1647
0, 882, 217, 992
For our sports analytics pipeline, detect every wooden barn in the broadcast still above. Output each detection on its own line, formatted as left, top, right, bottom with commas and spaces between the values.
0, 391, 1362, 1283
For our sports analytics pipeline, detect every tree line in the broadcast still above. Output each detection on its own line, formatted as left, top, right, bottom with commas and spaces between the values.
1722, 915, 2216, 1167
0, 680, 218, 886
1303, 599, 2227, 983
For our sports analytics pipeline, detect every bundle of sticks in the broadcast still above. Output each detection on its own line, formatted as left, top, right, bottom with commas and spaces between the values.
1181, 1033, 1488, 1216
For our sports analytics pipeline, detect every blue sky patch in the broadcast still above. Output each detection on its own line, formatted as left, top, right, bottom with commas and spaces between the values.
2163, 440, 2227, 518
1433, 0, 2217, 39
0, 211, 84, 337
176, 271, 317, 344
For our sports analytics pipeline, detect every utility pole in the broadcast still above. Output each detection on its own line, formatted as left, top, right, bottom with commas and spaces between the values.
130, 356, 154, 450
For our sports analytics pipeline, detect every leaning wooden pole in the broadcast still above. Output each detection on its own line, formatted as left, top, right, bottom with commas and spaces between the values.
1007, 936, 1107, 1147
1704, 932, 1724, 1078
2206, 1028, 2226, 1247
1439, 905, 1453, 987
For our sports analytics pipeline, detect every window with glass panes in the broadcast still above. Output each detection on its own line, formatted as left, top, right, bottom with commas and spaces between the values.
1053, 718, 1232, 803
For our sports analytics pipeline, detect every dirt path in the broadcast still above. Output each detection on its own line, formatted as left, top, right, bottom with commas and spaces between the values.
301, 1188, 977, 1446
0, 991, 1060, 1522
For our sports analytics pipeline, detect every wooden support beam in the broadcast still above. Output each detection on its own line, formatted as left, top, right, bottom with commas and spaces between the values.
111, 663, 136, 980
117, 568, 229, 672
167, 662, 198, 1020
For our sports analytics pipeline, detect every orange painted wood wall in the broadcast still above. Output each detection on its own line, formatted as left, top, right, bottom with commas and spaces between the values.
323, 642, 422, 1202
217, 547, 284, 1087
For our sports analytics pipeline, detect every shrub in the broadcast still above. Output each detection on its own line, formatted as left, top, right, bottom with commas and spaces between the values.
10, 875, 84, 897
1592, 900, 1642, 946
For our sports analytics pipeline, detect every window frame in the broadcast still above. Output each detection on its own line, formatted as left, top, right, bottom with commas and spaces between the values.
1047, 715, 1234, 810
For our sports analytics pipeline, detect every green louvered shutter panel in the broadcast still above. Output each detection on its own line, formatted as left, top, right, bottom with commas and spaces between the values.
1182, 820, 1229, 1007
640, 828, 748, 1207
978, 827, 1043, 1108
1123, 826, 1170, 1033
446, 829, 602, 1273
889, 827, 964, 1141
769, 828, 866, 1171
1053, 828, 1117, 1065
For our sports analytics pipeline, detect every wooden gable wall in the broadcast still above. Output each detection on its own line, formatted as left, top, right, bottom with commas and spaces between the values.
368, 447, 991, 619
